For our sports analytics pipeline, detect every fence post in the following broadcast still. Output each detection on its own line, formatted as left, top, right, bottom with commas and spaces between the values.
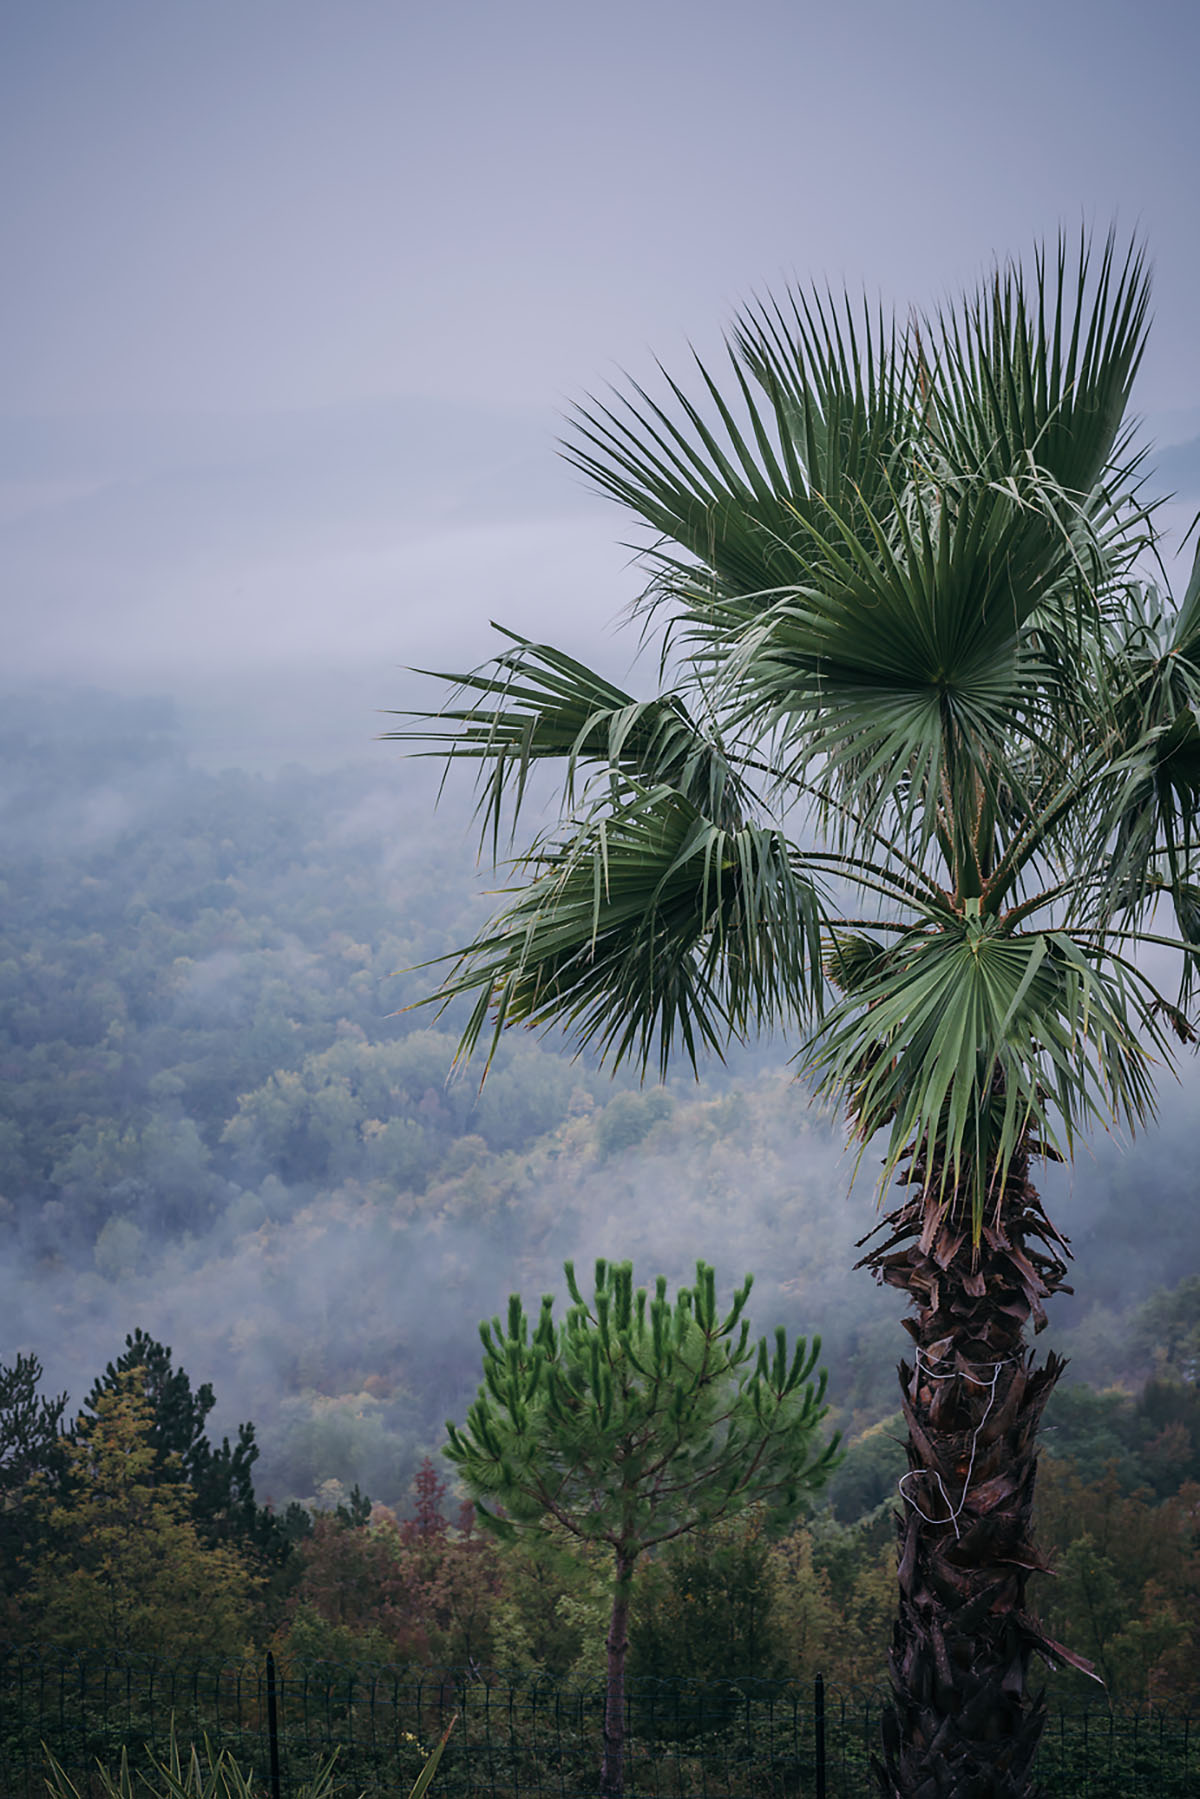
814, 1673, 826, 1799
266, 1651, 282, 1799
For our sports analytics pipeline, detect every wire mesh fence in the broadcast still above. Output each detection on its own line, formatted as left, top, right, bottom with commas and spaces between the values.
0, 1645, 1193, 1798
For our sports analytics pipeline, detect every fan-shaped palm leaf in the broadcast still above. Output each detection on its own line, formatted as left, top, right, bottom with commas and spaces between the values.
386, 629, 747, 850
422, 782, 823, 1078
933, 232, 1150, 503
812, 914, 1169, 1229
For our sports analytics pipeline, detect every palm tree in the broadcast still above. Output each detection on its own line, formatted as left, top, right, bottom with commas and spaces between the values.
392, 234, 1200, 1796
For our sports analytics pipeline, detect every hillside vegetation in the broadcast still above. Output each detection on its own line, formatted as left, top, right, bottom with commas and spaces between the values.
1, 690, 1198, 1704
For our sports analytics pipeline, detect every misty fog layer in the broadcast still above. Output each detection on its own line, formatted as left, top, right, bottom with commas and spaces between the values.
2, 690, 1197, 1512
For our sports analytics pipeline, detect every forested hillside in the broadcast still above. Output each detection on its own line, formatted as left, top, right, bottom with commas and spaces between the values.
1, 688, 1199, 1702
2, 688, 1198, 1506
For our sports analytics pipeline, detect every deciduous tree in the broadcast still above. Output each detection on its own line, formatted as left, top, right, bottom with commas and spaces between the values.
284, 1457, 502, 1668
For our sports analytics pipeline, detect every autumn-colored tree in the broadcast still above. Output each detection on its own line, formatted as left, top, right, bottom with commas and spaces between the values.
1033, 1459, 1200, 1706
285, 1458, 502, 1668
80, 1328, 285, 1563
24, 1376, 256, 1659
393, 1458, 502, 1667
289, 1511, 406, 1638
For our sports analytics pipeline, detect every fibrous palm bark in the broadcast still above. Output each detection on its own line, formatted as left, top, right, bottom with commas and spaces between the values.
860, 1143, 1090, 1797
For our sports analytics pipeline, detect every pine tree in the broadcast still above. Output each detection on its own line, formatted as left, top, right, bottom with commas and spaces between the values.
26, 1376, 256, 1658
80, 1328, 284, 1562
0, 1352, 67, 1626
445, 1258, 840, 1798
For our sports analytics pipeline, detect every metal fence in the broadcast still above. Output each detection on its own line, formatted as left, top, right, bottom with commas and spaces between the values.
0, 1646, 1193, 1798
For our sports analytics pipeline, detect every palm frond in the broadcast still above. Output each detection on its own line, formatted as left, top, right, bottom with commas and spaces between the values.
417, 784, 824, 1078
385, 629, 748, 851
718, 462, 1097, 867
1066, 559, 1200, 988
807, 916, 1168, 1231
566, 239, 1153, 884
563, 291, 920, 643
729, 284, 921, 531
933, 231, 1151, 504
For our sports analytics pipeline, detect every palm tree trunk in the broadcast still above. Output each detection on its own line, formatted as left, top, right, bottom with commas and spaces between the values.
600, 1551, 634, 1799
858, 1143, 1092, 1798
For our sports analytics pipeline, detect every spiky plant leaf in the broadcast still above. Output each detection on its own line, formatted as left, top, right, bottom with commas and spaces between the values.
811, 916, 1169, 1230
386, 629, 746, 850
421, 781, 823, 1078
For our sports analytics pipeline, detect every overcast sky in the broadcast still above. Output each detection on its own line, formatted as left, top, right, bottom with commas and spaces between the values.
3, 0, 1199, 763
